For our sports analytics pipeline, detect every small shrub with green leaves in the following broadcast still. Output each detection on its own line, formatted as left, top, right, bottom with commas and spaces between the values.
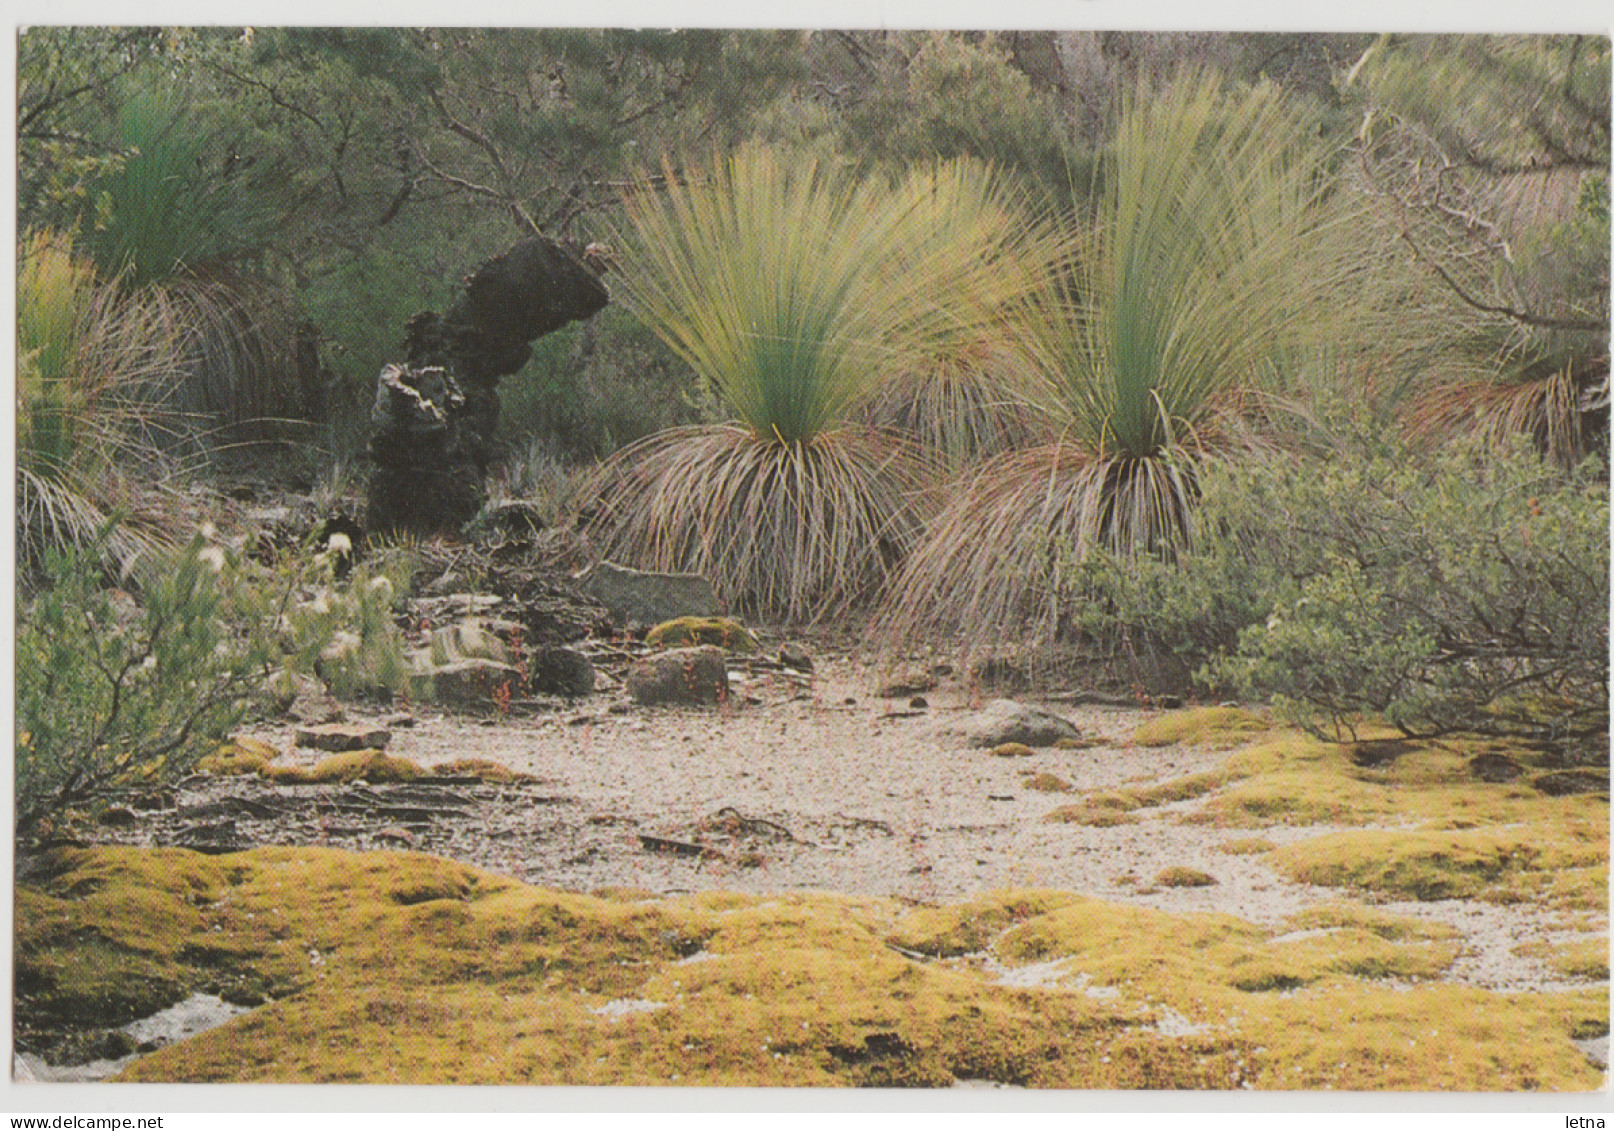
16, 526, 416, 839
1064, 430, 1608, 749
17, 531, 269, 838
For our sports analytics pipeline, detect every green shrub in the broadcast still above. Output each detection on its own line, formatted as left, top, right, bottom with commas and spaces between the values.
16, 527, 417, 839
17, 531, 268, 838
1065, 429, 1609, 748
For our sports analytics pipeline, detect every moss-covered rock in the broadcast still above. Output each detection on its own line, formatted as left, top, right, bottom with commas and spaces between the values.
645, 617, 758, 653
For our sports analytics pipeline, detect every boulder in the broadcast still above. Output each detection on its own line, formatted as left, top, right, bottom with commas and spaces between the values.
625, 646, 729, 707
528, 646, 595, 697
958, 699, 1081, 749
422, 658, 525, 707
575, 560, 720, 628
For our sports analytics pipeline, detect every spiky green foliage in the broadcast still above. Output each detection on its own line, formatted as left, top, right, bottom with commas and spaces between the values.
16, 231, 188, 577
76, 88, 273, 288
879, 73, 1359, 651
586, 144, 1059, 622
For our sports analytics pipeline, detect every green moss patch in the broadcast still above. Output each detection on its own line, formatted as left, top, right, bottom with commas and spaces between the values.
645, 617, 758, 653
16, 849, 1603, 1090
263, 750, 425, 784
1155, 867, 1217, 888
1019, 772, 1073, 793
1132, 707, 1268, 749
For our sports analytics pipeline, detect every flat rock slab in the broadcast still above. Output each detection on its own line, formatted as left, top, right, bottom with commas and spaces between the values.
575, 561, 720, 628
957, 699, 1081, 749
295, 723, 393, 752
424, 658, 525, 706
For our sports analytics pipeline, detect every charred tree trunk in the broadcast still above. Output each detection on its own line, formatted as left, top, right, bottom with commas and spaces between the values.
367, 237, 609, 536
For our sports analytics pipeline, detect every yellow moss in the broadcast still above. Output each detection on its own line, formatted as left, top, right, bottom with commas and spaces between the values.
1132, 706, 1268, 749
264, 750, 424, 784
885, 891, 1084, 957
15, 848, 1607, 1091
1155, 867, 1217, 888
1512, 940, 1611, 981
1044, 796, 1140, 827
1128, 772, 1235, 806
1019, 772, 1073, 793
644, 617, 758, 653
197, 744, 272, 777
1283, 904, 1461, 943
428, 758, 533, 783
1268, 828, 1606, 904
989, 742, 1037, 758
1217, 837, 1276, 856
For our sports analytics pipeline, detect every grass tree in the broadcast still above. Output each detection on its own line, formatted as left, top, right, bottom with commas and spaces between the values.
584, 144, 1063, 623
16, 230, 190, 580
879, 72, 1361, 651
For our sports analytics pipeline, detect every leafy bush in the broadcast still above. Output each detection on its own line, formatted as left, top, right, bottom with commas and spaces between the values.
17, 531, 268, 838
1064, 430, 1609, 748
16, 527, 416, 839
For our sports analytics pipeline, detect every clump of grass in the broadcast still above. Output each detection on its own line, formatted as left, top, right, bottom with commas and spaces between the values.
585, 145, 1062, 623
1155, 867, 1217, 888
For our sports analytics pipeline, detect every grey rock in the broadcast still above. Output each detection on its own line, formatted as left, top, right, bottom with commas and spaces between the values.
294, 723, 392, 752
429, 621, 510, 665
529, 646, 595, 697
958, 699, 1081, 748
575, 560, 720, 628
625, 645, 729, 707
421, 658, 525, 706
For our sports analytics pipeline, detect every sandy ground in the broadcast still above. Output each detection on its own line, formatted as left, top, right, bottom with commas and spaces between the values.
230, 652, 1606, 1002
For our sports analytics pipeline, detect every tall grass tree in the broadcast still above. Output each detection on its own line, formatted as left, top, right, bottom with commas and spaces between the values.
585, 144, 1064, 623
880, 72, 1365, 653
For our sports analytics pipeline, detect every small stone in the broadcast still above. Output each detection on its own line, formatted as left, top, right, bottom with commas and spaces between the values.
295, 723, 393, 752
423, 658, 525, 706
908, 696, 928, 710
374, 826, 419, 848
1533, 770, 1608, 796
877, 672, 936, 698
286, 692, 346, 726
779, 643, 814, 672
575, 560, 720, 627
989, 742, 1037, 758
1468, 753, 1524, 783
